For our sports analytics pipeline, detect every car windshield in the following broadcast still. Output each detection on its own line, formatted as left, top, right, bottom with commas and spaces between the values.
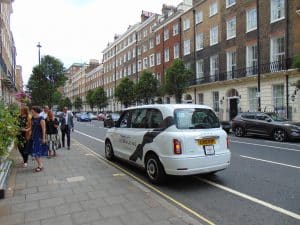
174, 108, 220, 129
268, 113, 288, 122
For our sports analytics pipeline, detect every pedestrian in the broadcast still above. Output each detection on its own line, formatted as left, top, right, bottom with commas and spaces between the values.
45, 110, 59, 157
30, 106, 47, 172
17, 106, 32, 168
60, 107, 74, 150
39, 105, 49, 119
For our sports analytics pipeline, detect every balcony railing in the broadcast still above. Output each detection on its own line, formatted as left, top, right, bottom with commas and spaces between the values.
190, 58, 293, 86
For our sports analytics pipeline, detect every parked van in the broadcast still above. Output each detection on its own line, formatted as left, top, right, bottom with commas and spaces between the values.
105, 104, 231, 184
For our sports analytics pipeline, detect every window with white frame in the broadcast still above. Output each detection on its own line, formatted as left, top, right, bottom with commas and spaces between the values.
195, 11, 203, 24
156, 34, 161, 45
132, 48, 136, 58
149, 39, 154, 49
149, 54, 155, 67
137, 32, 141, 41
164, 29, 169, 41
226, 0, 236, 8
132, 64, 136, 74
210, 1, 218, 17
143, 44, 148, 53
226, 17, 236, 40
128, 65, 131, 76
137, 60, 142, 72
270, 36, 285, 63
246, 43, 258, 74
183, 18, 190, 31
156, 52, 161, 65
198, 93, 204, 105
164, 48, 170, 62
246, 8, 257, 32
210, 54, 219, 76
173, 23, 179, 36
196, 59, 204, 79
137, 47, 141, 55
123, 54, 127, 63
196, 32, 204, 51
174, 43, 180, 59
124, 67, 127, 77
226, 50, 237, 78
156, 73, 161, 83
143, 29, 148, 38
271, 0, 285, 23
210, 26, 218, 46
248, 87, 258, 112
143, 57, 148, 69
273, 84, 284, 109
127, 51, 131, 60
183, 39, 190, 56
212, 91, 219, 112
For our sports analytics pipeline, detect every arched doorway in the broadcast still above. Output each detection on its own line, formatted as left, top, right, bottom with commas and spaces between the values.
227, 89, 239, 120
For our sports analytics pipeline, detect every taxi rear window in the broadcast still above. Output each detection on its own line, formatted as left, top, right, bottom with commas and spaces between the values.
174, 108, 220, 129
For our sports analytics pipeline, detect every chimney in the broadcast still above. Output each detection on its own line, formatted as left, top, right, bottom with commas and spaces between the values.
114, 34, 120, 40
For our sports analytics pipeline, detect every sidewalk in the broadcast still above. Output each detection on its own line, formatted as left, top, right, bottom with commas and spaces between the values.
0, 140, 203, 225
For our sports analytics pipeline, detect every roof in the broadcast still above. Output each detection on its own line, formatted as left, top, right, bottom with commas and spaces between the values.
125, 104, 212, 111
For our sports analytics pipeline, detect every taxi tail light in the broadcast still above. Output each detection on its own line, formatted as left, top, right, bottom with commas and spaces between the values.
227, 136, 229, 149
173, 139, 182, 155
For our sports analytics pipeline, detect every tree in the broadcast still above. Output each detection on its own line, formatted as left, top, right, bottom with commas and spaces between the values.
93, 87, 108, 111
135, 70, 158, 104
115, 77, 135, 108
86, 90, 96, 111
52, 91, 62, 106
74, 97, 83, 111
59, 97, 72, 110
27, 55, 66, 107
164, 59, 192, 103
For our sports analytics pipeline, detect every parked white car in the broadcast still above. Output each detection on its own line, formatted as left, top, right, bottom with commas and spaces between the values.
105, 104, 231, 184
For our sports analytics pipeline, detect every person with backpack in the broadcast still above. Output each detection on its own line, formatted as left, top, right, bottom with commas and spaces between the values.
17, 106, 32, 168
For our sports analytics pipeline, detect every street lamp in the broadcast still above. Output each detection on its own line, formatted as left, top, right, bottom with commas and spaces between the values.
37, 42, 42, 65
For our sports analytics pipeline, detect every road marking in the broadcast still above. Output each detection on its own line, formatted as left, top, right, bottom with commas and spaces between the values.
264, 140, 300, 147
195, 177, 300, 221
74, 130, 104, 143
240, 155, 300, 169
231, 140, 300, 152
72, 138, 215, 225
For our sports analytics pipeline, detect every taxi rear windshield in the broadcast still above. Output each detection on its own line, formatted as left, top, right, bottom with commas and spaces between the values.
174, 108, 220, 129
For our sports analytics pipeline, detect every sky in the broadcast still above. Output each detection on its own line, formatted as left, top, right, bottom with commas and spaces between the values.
11, 0, 183, 85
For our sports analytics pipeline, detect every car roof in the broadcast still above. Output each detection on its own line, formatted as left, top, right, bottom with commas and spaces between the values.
125, 104, 212, 111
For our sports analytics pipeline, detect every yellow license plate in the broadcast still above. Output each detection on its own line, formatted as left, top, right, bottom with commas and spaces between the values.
198, 139, 216, 145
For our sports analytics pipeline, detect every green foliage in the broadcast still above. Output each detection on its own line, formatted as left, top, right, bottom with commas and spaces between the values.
296, 80, 300, 89
93, 87, 108, 110
293, 55, 300, 71
52, 91, 62, 105
164, 59, 192, 103
0, 101, 19, 158
59, 97, 72, 110
134, 70, 158, 104
27, 55, 66, 107
115, 77, 135, 108
86, 90, 96, 111
74, 97, 83, 111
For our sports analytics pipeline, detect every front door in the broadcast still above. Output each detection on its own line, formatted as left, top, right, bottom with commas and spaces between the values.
229, 98, 238, 120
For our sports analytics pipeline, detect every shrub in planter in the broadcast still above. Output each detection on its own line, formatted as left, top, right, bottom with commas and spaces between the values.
0, 101, 19, 160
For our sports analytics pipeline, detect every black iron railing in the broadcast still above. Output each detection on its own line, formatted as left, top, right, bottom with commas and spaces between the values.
190, 58, 293, 86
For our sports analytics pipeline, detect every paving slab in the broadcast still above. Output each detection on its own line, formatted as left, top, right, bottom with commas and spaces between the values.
0, 140, 203, 225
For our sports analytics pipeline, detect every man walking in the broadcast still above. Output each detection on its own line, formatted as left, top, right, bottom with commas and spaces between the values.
60, 107, 74, 150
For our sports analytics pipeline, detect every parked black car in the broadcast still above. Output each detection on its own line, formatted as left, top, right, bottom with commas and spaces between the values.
231, 112, 300, 142
220, 121, 231, 133
103, 113, 120, 128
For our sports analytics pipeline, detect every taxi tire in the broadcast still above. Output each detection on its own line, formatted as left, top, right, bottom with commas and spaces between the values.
105, 141, 114, 161
145, 154, 166, 185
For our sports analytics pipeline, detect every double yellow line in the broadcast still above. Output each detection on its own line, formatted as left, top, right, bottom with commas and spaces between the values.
73, 138, 215, 225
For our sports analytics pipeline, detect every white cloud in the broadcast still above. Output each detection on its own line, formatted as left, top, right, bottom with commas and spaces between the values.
11, 0, 183, 85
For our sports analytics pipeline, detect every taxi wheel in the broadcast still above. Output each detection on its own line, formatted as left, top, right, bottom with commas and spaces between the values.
105, 141, 114, 161
145, 154, 166, 184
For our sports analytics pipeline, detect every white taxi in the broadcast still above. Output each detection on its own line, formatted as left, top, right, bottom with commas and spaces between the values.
105, 104, 231, 184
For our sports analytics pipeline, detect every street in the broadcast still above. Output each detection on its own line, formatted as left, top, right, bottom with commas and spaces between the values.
72, 120, 300, 225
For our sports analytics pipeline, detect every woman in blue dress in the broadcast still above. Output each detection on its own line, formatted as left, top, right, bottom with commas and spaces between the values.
30, 106, 47, 172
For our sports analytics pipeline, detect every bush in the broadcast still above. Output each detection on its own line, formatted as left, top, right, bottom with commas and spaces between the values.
293, 55, 300, 71
0, 101, 19, 158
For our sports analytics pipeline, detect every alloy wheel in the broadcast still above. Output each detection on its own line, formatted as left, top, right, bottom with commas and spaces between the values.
273, 129, 286, 142
235, 127, 244, 137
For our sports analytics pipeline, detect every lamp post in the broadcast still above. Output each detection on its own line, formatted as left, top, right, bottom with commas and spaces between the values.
37, 42, 42, 65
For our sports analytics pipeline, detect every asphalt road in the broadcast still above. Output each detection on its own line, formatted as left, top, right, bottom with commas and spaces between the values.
70, 120, 300, 225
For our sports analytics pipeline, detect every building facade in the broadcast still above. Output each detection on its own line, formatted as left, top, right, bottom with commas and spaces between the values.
0, 0, 17, 103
